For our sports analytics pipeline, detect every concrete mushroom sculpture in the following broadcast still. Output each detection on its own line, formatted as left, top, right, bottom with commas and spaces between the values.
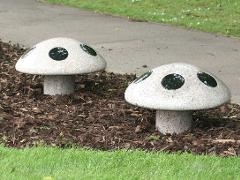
125, 63, 231, 134
15, 37, 106, 95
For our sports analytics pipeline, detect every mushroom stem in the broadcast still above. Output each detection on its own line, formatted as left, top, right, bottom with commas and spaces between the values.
44, 75, 75, 95
156, 110, 192, 134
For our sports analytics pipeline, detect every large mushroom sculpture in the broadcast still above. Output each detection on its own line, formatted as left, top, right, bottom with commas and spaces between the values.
15, 37, 106, 95
124, 63, 231, 134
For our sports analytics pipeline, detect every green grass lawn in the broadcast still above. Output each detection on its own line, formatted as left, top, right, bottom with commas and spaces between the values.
0, 146, 239, 179
46, 0, 240, 37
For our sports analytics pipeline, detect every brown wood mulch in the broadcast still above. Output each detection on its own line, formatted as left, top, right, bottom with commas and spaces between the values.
0, 39, 240, 157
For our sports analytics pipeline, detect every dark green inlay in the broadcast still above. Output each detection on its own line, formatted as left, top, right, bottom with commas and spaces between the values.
197, 72, 217, 87
133, 70, 152, 83
161, 73, 185, 90
49, 47, 68, 61
80, 44, 97, 56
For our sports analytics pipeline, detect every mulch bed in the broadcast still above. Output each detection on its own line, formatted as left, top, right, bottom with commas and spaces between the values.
0, 39, 240, 157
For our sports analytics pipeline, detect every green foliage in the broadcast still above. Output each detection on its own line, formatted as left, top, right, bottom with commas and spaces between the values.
47, 0, 240, 37
0, 146, 240, 179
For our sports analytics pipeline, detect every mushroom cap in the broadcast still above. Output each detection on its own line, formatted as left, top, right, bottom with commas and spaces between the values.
15, 37, 106, 75
125, 63, 231, 110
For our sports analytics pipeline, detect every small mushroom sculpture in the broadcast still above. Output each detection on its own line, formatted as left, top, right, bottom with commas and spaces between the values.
125, 63, 231, 134
15, 37, 106, 95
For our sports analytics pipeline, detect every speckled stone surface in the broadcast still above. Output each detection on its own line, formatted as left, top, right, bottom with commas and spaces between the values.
125, 63, 231, 110
15, 37, 107, 75
156, 110, 192, 134
44, 75, 74, 95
